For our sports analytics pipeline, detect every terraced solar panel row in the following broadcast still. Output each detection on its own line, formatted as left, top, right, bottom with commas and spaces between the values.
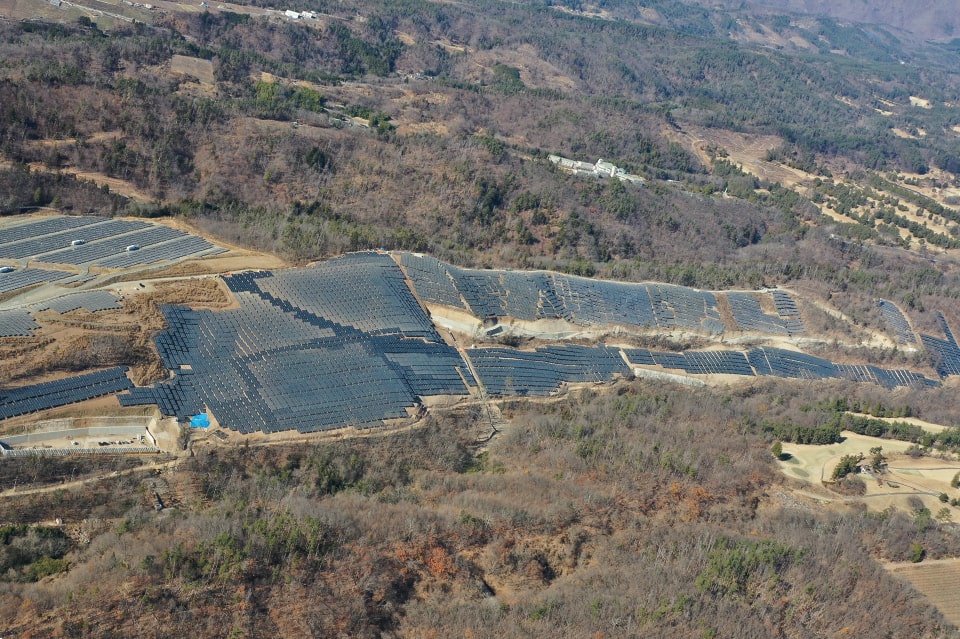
878, 300, 916, 344
0, 215, 102, 246
918, 314, 960, 378
556, 276, 654, 327
0, 268, 73, 293
467, 345, 629, 396
834, 364, 937, 389
622, 349, 656, 366
396, 253, 466, 308
747, 347, 837, 379
33, 290, 120, 313
41, 225, 186, 265
0, 309, 39, 336
727, 292, 804, 335
679, 350, 755, 375
401, 256, 725, 333
771, 290, 800, 317
628, 345, 933, 387
0, 219, 150, 260
248, 252, 440, 340
921, 333, 960, 377
98, 236, 222, 268
938, 312, 956, 345
0, 367, 132, 420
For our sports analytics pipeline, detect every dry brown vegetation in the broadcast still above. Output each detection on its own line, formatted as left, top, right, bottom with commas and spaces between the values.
2, 381, 959, 637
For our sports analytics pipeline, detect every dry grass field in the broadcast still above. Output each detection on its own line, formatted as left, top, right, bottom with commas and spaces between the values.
778, 432, 960, 515
169, 54, 215, 85
889, 559, 960, 627
666, 124, 817, 188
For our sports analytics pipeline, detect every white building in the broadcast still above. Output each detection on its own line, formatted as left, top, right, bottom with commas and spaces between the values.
548, 155, 645, 184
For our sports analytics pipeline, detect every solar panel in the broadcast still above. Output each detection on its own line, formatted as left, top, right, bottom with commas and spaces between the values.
32, 290, 120, 314
0, 219, 150, 260
727, 292, 804, 335
0, 367, 132, 420
467, 345, 629, 396
878, 300, 916, 345
0, 215, 103, 247
0, 309, 39, 336
0, 268, 73, 294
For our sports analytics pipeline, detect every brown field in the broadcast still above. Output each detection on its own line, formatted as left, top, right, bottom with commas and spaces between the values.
169, 54, 215, 85
666, 124, 816, 188
888, 559, 960, 627
0, 0, 86, 21
460, 44, 578, 92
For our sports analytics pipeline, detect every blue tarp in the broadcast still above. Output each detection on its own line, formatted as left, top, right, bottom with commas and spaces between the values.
190, 413, 210, 428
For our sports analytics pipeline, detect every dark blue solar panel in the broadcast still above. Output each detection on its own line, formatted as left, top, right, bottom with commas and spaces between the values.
0, 216, 103, 248
398, 253, 465, 309
467, 345, 628, 396
0, 219, 150, 260
727, 292, 804, 335
623, 349, 655, 366
0, 367, 132, 420
0, 309, 39, 336
33, 291, 120, 313
0, 268, 73, 293
878, 300, 915, 345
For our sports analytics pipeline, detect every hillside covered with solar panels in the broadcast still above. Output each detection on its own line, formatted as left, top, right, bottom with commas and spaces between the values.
6, 232, 960, 434
58, 250, 948, 435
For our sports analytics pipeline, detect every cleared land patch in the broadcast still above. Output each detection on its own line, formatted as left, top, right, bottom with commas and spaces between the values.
169, 54, 215, 85
778, 433, 960, 516
888, 559, 960, 627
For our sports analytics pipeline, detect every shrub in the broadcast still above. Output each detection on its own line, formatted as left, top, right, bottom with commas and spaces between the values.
910, 543, 925, 563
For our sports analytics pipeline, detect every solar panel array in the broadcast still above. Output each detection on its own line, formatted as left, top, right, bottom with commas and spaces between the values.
397, 253, 465, 308
0, 268, 73, 294
119, 253, 471, 433
98, 237, 226, 268
834, 364, 937, 388
621, 346, 933, 389
747, 347, 836, 379
33, 290, 120, 314
0, 309, 39, 337
0, 215, 102, 246
401, 254, 725, 334
626, 349, 755, 376
920, 313, 960, 377
938, 312, 956, 345
878, 300, 916, 344
0, 219, 150, 260
0, 367, 133, 420
467, 345, 629, 396
42, 226, 187, 265
253, 253, 440, 339
727, 292, 804, 335
0, 215, 223, 269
